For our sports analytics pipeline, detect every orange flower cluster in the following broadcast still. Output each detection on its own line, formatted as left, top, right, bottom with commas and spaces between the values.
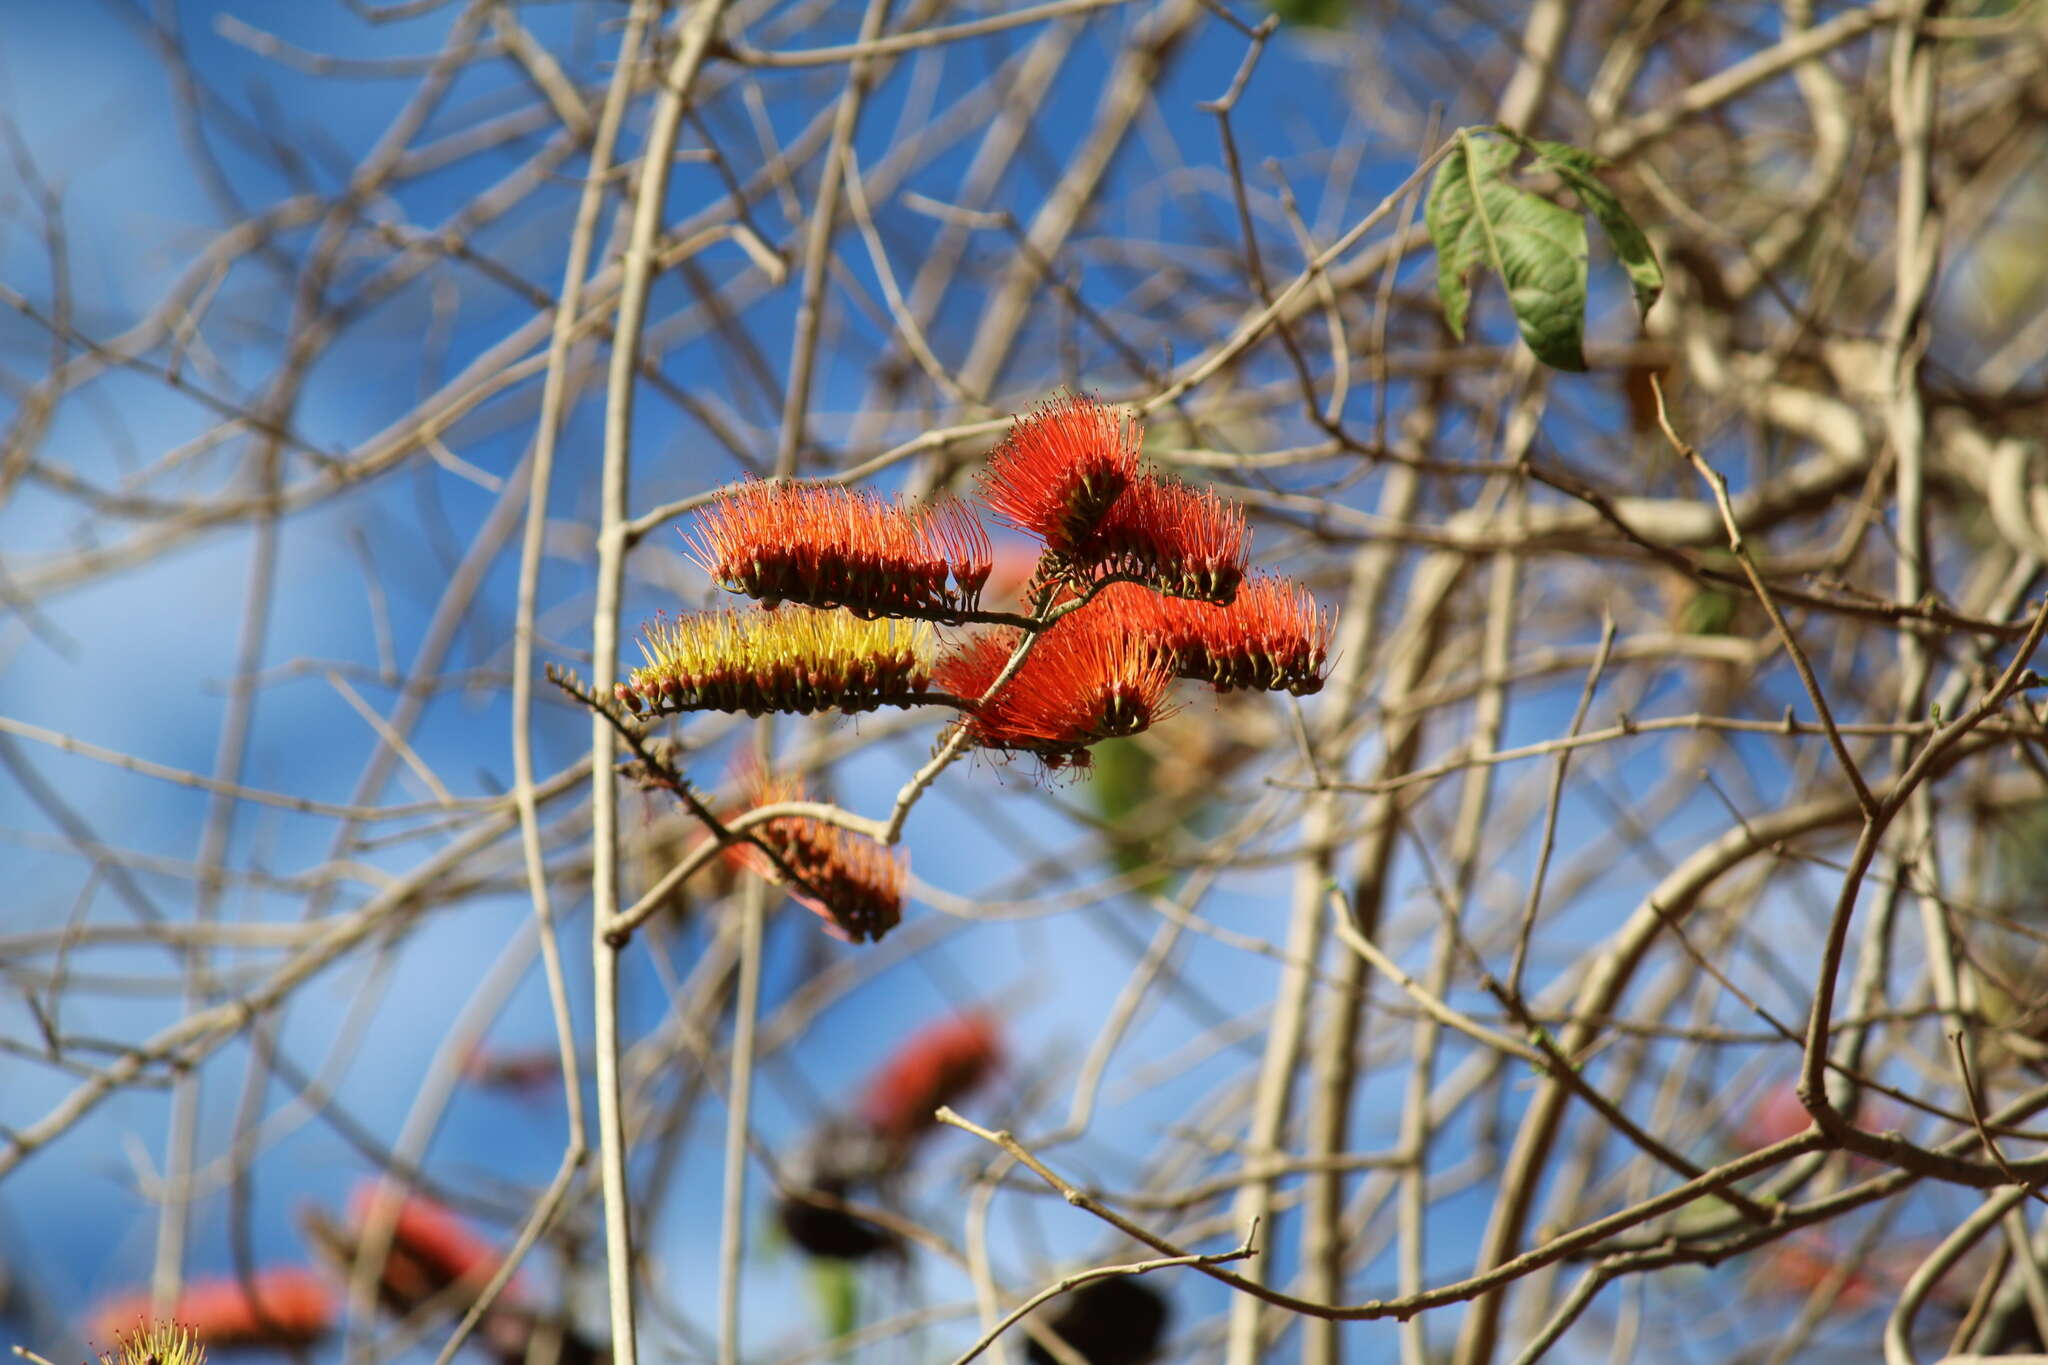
981, 393, 1248, 601
1096, 576, 1334, 695
730, 771, 906, 943
603, 390, 1336, 930
619, 608, 935, 716
933, 571, 1330, 770
685, 481, 991, 615
980, 392, 1141, 553
936, 613, 1177, 773
1071, 472, 1249, 601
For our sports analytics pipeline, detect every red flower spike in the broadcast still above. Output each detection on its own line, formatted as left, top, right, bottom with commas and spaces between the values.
346, 1182, 529, 1306
980, 393, 1140, 553
731, 770, 906, 943
683, 480, 992, 617
931, 498, 994, 610
858, 1012, 1002, 1145
936, 615, 1177, 772
1095, 575, 1333, 695
1073, 472, 1249, 602
930, 630, 1013, 707
91, 1269, 337, 1352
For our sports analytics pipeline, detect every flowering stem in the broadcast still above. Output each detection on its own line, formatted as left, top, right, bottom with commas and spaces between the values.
631, 690, 979, 719
573, 570, 1148, 944
607, 798, 891, 940
877, 573, 1145, 843
555, 669, 896, 942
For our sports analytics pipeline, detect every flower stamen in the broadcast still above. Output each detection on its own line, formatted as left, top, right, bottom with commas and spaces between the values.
683, 481, 992, 616
619, 608, 936, 716
979, 393, 1140, 554
936, 613, 1177, 774
731, 770, 906, 943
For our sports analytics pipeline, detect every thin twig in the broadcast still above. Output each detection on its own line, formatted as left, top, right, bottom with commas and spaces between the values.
1507, 614, 1614, 999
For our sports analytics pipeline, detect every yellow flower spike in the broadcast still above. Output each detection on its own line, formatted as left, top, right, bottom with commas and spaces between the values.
102, 1323, 207, 1365
623, 607, 936, 716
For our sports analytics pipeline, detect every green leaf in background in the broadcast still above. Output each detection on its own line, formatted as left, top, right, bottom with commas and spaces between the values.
1991, 798, 2048, 921
1426, 133, 1507, 342
1426, 129, 1590, 371
1676, 585, 1740, 637
1089, 736, 1169, 897
1514, 134, 1665, 321
1265, 0, 1351, 27
808, 1260, 861, 1353
1426, 128, 1665, 372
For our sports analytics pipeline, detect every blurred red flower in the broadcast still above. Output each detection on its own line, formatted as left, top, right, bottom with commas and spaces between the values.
90, 1268, 335, 1352
858, 1012, 1003, 1145
345, 1182, 529, 1305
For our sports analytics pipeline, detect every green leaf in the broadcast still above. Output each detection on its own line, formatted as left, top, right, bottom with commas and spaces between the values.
1426, 129, 1590, 371
1514, 135, 1665, 321
1425, 133, 1504, 342
1089, 737, 1168, 896
1264, 0, 1350, 26
809, 1260, 861, 1347
1676, 585, 1740, 637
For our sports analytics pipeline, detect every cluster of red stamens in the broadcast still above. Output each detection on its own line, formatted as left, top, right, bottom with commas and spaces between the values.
935, 613, 1177, 773
730, 771, 906, 943
1092, 576, 1334, 695
604, 389, 1333, 931
979, 393, 1248, 602
1067, 471, 1249, 601
685, 481, 991, 616
979, 392, 1140, 554
618, 608, 935, 717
